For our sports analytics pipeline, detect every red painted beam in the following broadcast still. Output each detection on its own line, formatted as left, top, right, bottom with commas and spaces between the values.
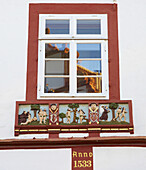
0, 137, 146, 150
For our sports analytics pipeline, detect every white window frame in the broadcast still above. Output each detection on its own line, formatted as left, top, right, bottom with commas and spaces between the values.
39, 14, 108, 40
38, 14, 109, 100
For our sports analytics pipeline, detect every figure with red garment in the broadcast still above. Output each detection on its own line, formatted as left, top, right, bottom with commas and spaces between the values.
18, 111, 29, 124
100, 106, 110, 121
49, 104, 58, 125
19, 111, 37, 125
89, 103, 99, 124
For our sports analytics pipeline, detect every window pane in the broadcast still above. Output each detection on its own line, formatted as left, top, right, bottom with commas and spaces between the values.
77, 60, 102, 75
45, 61, 69, 75
77, 44, 101, 59
45, 78, 69, 93
45, 20, 69, 34
77, 20, 101, 34
77, 77, 102, 93
45, 43, 70, 58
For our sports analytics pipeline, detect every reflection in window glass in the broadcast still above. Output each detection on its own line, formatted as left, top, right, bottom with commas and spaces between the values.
45, 78, 69, 93
45, 43, 70, 58
45, 61, 69, 75
77, 60, 101, 75
77, 44, 101, 59
45, 20, 69, 34
77, 77, 102, 93
77, 20, 101, 34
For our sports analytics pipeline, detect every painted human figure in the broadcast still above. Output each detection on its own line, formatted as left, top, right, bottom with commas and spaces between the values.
113, 106, 122, 121
49, 104, 58, 124
78, 109, 85, 124
100, 106, 110, 121
120, 107, 127, 122
100, 106, 105, 116
21, 112, 33, 125
89, 103, 99, 124
38, 109, 43, 124
18, 111, 29, 124
66, 109, 72, 124
38, 109, 47, 124
43, 109, 47, 124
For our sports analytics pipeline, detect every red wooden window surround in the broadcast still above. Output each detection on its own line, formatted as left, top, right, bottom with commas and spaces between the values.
26, 3, 120, 101
14, 3, 134, 137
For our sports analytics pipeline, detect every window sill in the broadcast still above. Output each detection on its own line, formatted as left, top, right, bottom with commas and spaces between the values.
37, 95, 109, 100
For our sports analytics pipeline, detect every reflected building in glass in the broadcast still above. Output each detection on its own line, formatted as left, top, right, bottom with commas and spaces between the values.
44, 43, 102, 94
44, 43, 70, 93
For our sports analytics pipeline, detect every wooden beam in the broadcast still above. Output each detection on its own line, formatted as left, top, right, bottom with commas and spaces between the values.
0, 136, 146, 150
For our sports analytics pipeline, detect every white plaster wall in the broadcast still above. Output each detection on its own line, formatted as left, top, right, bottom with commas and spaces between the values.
93, 147, 146, 170
0, 149, 71, 170
0, 0, 146, 170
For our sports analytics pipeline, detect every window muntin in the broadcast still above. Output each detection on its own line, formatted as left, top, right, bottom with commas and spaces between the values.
76, 43, 102, 93
44, 43, 70, 94
38, 40, 108, 97
77, 43, 102, 76
38, 14, 108, 99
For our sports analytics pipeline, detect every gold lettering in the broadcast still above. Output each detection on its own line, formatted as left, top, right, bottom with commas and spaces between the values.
87, 160, 92, 167
82, 160, 87, 167
78, 160, 83, 167
83, 152, 88, 157
78, 152, 83, 157
74, 161, 78, 168
89, 152, 93, 157
73, 160, 92, 168
73, 151, 77, 157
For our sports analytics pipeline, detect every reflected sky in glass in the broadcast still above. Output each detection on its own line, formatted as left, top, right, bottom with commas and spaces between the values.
77, 44, 101, 59
77, 60, 101, 75
45, 20, 69, 34
77, 20, 101, 34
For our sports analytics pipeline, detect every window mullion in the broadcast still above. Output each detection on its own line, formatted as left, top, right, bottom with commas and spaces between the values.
39, 41, 45, 95
43, 42, 46, 95
70, 40, 76, 96
71, 16, 76, 37
101, 41, 108, 95
38, 15, 109, 99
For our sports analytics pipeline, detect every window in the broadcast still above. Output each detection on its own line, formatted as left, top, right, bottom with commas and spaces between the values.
38, 14, 108, 99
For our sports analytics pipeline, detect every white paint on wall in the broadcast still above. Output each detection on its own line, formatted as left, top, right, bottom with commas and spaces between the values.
59, 133, 89, 138
93, 147, 146, 170
0, 147, 145, 170
0, 149, 71, 170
